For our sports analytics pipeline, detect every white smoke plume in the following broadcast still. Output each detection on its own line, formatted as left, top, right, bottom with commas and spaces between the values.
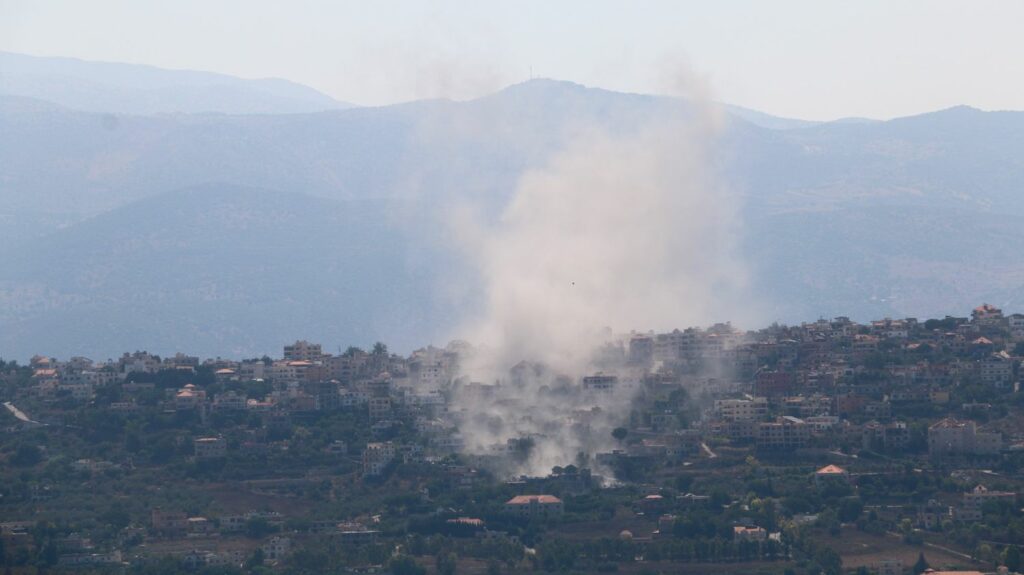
445, 70, 751, 477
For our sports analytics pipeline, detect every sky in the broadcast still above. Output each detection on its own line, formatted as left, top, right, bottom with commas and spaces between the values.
2, 0, 1023, 120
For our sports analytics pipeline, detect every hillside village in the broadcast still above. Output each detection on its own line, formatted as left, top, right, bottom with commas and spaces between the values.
2, 304, 1024, 575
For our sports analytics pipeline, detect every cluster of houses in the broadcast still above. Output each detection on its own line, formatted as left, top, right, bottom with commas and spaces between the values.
5, 305, 1024, 570
0, 523, 124, 568
20, 341, 456, 411
686, 305, 1023, 458
9, 305, 1024, 478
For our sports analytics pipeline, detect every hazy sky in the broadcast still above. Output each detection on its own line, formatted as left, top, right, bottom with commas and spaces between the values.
2, 0, 1022, 120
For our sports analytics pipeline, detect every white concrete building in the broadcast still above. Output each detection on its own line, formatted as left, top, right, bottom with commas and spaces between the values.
714, 397, 768, 422
362, 442, 396, 476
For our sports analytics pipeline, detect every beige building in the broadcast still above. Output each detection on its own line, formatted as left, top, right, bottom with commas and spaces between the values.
284, 340, 323, 362
213, 391, 247, 411
262, 535, 291, 561
368, 397, 392, 419
151, 508, 188, 533
979, 353, 1014, 388
955, 485, 1016, 521
714, 397, 768, 422
757, 417, 810, 450
971, 303, 1004, 327
175, 384, 206, 409
928, 418, 1001, 457
504, 495, 564, 519
362, 442, 396, 476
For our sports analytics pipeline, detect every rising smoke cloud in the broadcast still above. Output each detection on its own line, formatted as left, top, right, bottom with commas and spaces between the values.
444, 70, 752, 476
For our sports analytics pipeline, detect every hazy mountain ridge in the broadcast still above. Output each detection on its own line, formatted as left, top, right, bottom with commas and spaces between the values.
0, 51, 351, 115
723, 103, 822, 130
748, 204, 1024, 323
5, 81, 1021, 228
0, 184, 459, 359
2, 68, 1024, 358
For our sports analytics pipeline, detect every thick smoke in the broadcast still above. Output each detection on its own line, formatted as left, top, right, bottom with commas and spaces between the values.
445, 73, 750, 477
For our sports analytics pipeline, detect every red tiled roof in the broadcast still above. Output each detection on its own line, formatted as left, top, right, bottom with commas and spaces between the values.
815, 465, 846, 475
506, 495, 561, 505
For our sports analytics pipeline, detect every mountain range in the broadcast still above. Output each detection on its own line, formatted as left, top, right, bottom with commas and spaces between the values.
2, 53, 1023, 360
0, 51, 350, 115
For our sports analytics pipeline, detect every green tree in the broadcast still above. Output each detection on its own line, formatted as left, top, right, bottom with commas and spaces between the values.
912, 552, 929, 575
101, 505, 131, 530
710, 489, 731, 508
244, 518, 274, 539
148, 436, 177, 464
244, 548, 265, 570
838, 497, 864, 522
125, 430, 142, 453
11, 444, 42, 466
38, 542, 58, 567
437, 552, 457, 575
612, 427, 628, 442
1003, 546, 1021, 572
814, 547, 842, 575
389, 555, 425, 575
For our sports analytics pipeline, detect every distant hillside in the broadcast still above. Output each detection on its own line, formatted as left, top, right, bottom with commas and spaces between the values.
723, 103, 821, 130
5, 81, 1022, 226
1, 74, 1023, 358
0, 184, 461, 359
0, 51, 350, 114
747, 204, 1024, 323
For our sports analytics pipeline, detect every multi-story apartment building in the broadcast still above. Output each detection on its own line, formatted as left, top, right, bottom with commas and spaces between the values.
757, 417, 809, 450
119, 351, 161, 374
928, 418, 1002, 457
237, 360, 266, 381
583, 374, 618, 393
262, 536, 291, 561
212, 391, 247, 411
283, 340, 323, 362
714, 397, 768, 422
628, 335, 654, 365
362, 442, 396, 476
862, 421, 910, 451
954, 485, 1016, 521
782, 394, 832, 417
1008, 313, 1024, 339
979, 353, 1014, 388
971, 303, 1004, 328
754, 370, 796, 397
151, 509, 188, 533
368, 397, 392, 419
